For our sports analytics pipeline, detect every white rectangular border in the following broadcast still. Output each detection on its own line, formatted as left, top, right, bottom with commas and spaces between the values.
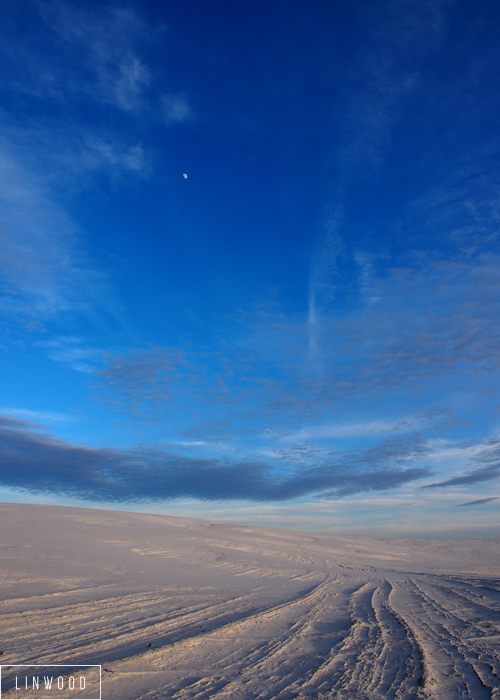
0, 665, 101, 700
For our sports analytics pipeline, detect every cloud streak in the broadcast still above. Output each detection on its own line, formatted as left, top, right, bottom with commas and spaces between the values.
307, 0, 448, 367
457, 497, 498, 507
0, 140, 119, 329
0, 1, 193, 121
35, 336, 99, 373
0, 416, 431, 502
1, 2, 150, 112
424, 438, 500, 489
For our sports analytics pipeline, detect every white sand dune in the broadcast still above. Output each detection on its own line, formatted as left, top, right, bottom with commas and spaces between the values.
0, 504, 499, 699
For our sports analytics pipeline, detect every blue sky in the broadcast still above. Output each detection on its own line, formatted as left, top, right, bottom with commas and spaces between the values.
1, 0, 500, 536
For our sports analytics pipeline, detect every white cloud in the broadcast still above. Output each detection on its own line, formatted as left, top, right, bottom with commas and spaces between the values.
161, 93, 194, 124
36, 336, 98, 373
0, 408, 71, 424
0, 141, 116, 326
0, 2, 195, 127
279, 417, 426, 442
37, 3, 152, 112
78, 136, 150, 177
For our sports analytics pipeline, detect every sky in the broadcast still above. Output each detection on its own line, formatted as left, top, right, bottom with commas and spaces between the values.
1, 0, 500, 537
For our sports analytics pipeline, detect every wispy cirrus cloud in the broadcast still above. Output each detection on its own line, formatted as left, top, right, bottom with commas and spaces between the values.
161, 93, 194, 124
91, 253, 500, 449
308, 0, 448, 362
402, 161, 500, 258
0, 0, 192, 120
0, 408, 72, 424
68, 134, 151, 179
0, 141, 120, 328
333, 0, 446, 180
2, 1, 150, 112
35, 336, 99, 373
278, 415, 441, 442
48, 4, 152, 112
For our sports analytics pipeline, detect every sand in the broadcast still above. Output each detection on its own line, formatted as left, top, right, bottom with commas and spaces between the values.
0, 503, 498, 699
